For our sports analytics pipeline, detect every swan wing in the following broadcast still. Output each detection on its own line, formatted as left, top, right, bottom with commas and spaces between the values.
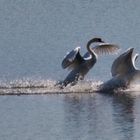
62, 47, 84, 70
111, 48, 135, 77
92, 43, 120, 55
132, 53, 139, 69
83, 43, 119, 59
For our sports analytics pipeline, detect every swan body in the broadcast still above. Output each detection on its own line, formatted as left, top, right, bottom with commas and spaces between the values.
100, 48, 140, 91
60, 38, 119, 87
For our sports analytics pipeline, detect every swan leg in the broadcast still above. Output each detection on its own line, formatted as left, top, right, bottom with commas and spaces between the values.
63, 73, 80, 86
62, 69, 85, 87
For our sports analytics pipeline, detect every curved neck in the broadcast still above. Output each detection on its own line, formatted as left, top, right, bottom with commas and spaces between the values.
86, 40, 96, 58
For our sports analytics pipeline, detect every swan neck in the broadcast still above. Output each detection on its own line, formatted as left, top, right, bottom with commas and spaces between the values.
87, 41, 96, 57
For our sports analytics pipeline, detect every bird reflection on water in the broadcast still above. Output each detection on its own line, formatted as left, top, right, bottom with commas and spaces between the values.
112, 92, 135, 140
62, 91, 135, 140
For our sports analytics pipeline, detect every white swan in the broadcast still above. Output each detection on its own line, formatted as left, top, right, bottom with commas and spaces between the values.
60, 38, 119, 87
100, 48, 140, 91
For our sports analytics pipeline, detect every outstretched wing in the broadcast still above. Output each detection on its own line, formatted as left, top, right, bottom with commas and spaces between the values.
111, 48, 136, 77
93, 43, 120, 55
83, 43, 120, 59
62, 47, 84, 70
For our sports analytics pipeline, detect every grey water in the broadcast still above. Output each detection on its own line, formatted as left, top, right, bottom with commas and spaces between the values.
0, 0, 140, 139
1, 93, 140, 140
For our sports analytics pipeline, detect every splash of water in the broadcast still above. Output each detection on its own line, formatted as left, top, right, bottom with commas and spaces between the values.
0, 79, 102, 95
0, 78, 139, 95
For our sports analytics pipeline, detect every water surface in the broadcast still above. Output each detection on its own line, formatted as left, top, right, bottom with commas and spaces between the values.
0, 0, 140, 140
0, 92, 140, 140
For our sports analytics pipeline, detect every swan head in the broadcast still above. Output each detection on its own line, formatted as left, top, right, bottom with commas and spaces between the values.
87, 37, 105, 50
88, 37, 105, 44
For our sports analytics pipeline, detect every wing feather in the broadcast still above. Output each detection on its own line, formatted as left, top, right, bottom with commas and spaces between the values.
111, 48, 136, 77
62, 47, 84, 70
83, 43, 120, 59
93, 43, 120, 55
132, 53, 139, 69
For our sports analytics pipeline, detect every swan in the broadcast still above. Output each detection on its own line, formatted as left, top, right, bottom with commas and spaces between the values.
100, 48, 140, 92
60, 37, 119, 87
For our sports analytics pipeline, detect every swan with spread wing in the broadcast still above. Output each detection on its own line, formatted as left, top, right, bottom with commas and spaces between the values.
100, 48, 140, 91
60, 37, 119, 87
